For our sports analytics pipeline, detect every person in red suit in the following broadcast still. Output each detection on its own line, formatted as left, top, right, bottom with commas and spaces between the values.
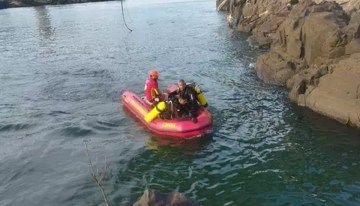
144, 69, 165, 104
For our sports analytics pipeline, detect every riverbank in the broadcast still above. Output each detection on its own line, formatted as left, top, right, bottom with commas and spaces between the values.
217, 0, 360, 128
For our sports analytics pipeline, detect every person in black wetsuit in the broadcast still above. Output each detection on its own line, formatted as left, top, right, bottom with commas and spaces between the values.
169, 79, 200, 123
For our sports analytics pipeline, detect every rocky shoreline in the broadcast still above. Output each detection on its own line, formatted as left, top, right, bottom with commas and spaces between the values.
217, 0, 360, 128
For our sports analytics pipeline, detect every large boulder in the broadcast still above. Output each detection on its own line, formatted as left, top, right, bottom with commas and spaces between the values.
288, 53, 360, 127
133, 189, 200, 206
314, 0, 360, 14
216, 0, 295, 47
252, 0, 360, 128
216, 0, 360, 127
254, 0, 357, 86
238, 0, 293, 47
254, 51, 299, 85
217, 0, 359, 47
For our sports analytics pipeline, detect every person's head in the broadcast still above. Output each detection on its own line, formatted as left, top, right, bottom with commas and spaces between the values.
178, 79, 186, 91
149, 70, 159, 80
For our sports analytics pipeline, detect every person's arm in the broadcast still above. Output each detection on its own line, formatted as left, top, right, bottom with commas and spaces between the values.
168, 90, 177, 98
168, 87, 180, 99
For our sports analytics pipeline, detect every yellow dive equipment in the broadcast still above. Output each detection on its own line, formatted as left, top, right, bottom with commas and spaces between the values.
187, 82, 208, 108
144, 101, 167, 123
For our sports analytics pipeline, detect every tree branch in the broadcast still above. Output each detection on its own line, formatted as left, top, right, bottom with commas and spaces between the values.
84, 143, 110, 206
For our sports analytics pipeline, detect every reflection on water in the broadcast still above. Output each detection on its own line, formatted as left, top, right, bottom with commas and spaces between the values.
146, 134, 214, 155
34, 6, 55, 44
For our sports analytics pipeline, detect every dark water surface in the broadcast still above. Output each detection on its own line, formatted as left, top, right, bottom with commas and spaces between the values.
1, 0, 360, 205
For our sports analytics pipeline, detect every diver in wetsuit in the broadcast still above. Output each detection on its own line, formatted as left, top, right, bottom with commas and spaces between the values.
170, 79, 200, 123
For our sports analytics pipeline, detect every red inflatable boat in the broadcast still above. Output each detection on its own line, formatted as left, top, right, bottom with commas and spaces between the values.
121, 84, 213, 139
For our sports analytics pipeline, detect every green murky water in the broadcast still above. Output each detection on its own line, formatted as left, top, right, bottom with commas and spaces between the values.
1, 0, 360, 205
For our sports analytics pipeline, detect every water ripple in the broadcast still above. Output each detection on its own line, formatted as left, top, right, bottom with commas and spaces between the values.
0, 123, 35, 132
1, 1, 360, 206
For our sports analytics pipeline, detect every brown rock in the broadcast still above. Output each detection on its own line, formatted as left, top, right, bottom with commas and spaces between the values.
252, 14, 287, 35
235, 0, 292, 45
287, 54, 360, 127
133, 189, 200, 206
254, 0, 358, 87
250, 0, 360, 128
314, 0, 360, 14
255, 52, 297, 86
219, 0, 359, 47
247, 33, 273, 48
217, 0, 360, 128
287, 65, 329, 102
297, 53, 360, 127
216, 0, 229, 11
298, 2, 349, 65
350, 13, 360, 25
345, 39, 360, 55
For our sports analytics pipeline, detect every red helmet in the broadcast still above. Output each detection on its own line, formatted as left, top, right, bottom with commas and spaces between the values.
149, 69, 159, 77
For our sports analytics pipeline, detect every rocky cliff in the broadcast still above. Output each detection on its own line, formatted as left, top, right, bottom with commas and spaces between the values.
217, 0, 360, 128
217, 0, 360, 47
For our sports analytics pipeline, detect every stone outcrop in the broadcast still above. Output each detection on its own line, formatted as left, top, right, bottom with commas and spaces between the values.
287, 54, 360, 127
217, 0, 360, 127
254, 0, 360, 127
218, 0, 297, 47
217, 0, 360, 47
313, 0, 360, 14
255, 0, 353, 86
133, 189, 200, 206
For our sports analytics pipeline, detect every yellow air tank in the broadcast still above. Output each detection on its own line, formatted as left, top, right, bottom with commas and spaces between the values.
144, 101, 167, 123
187, 83, 208, 108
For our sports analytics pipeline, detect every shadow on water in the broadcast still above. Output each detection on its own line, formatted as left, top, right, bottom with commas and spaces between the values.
145, 134, 214, 155
286, 103, 360, 148
242, 102, 360, 206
